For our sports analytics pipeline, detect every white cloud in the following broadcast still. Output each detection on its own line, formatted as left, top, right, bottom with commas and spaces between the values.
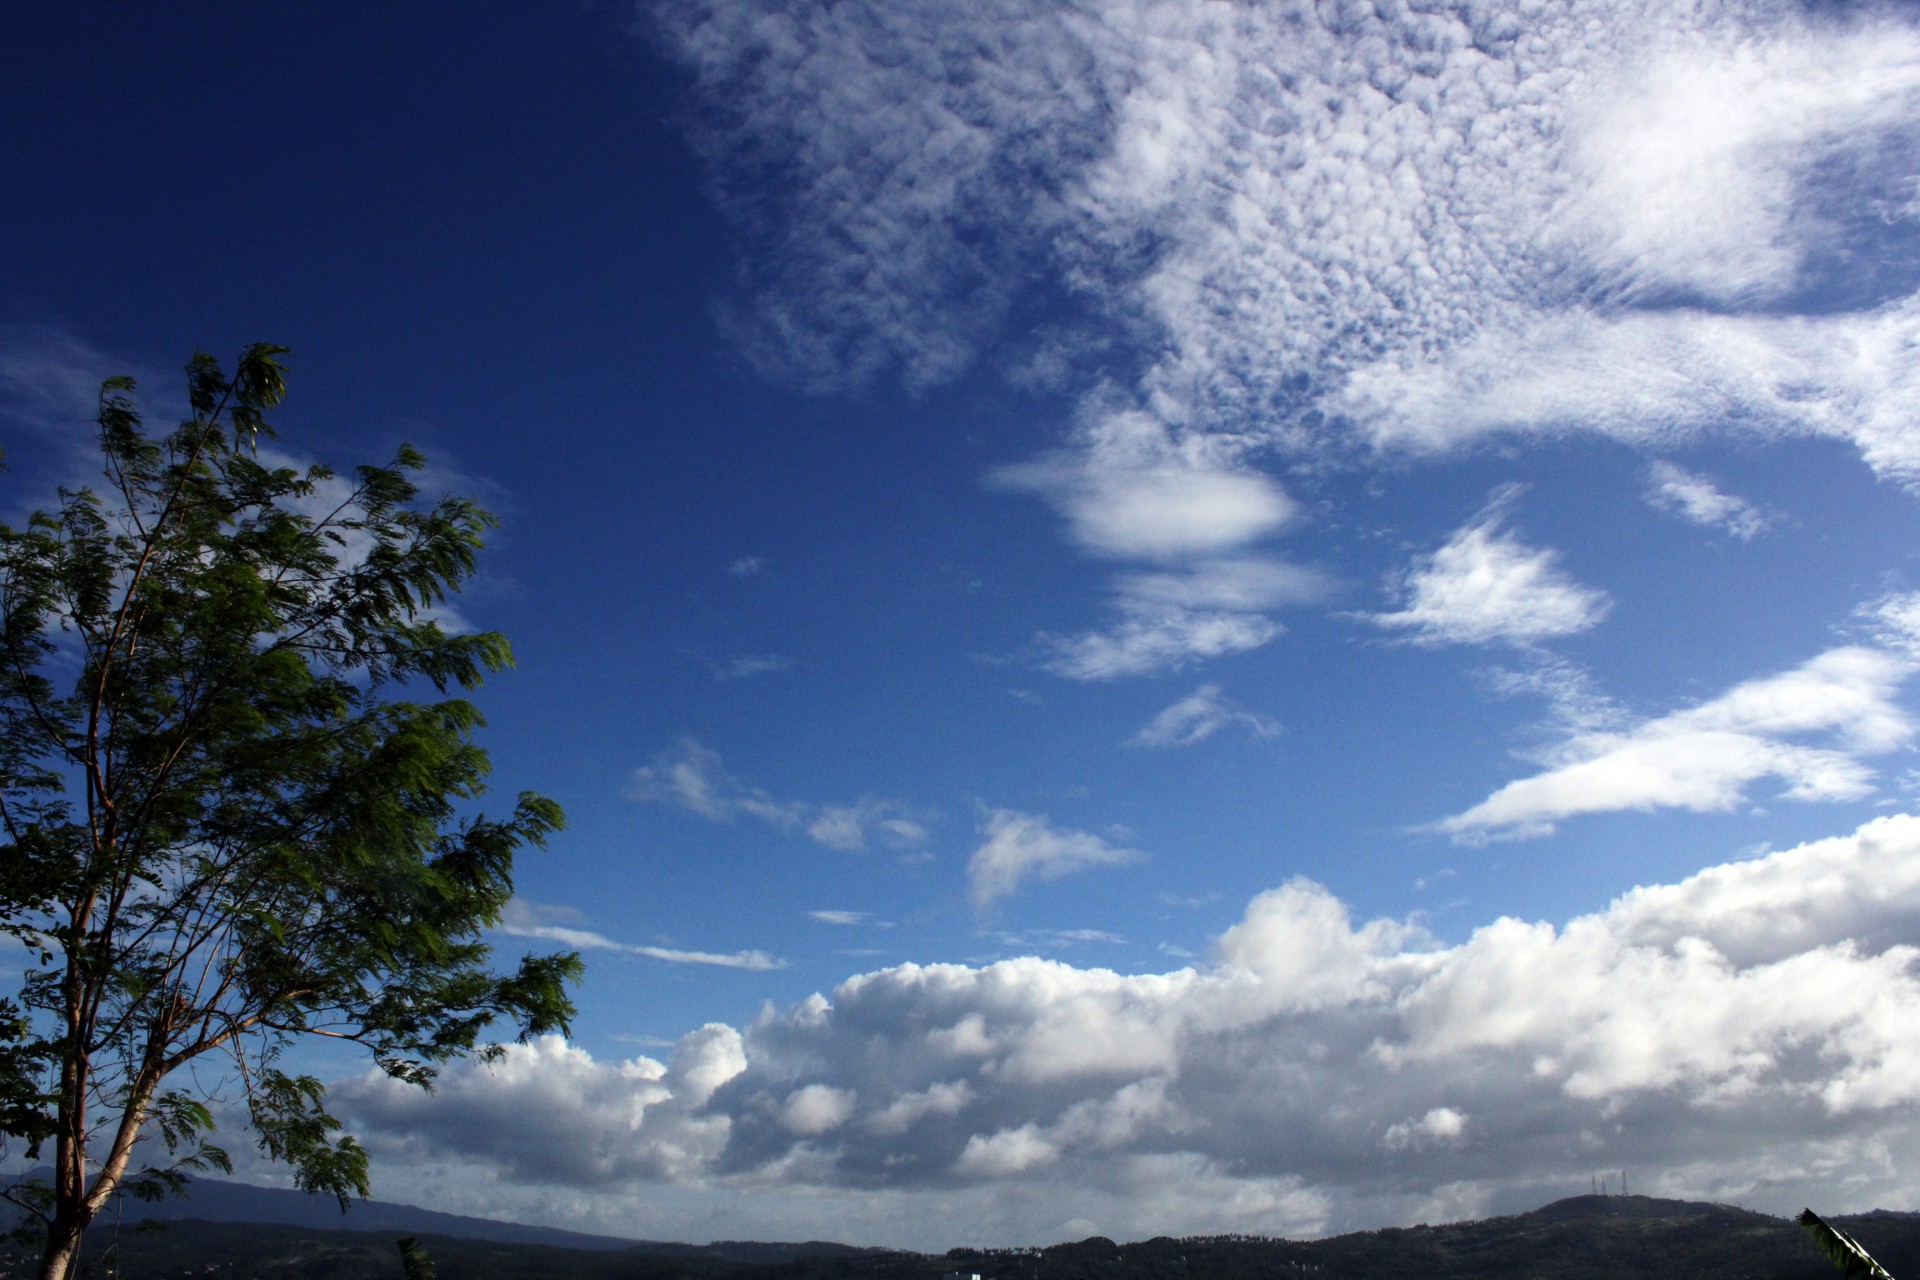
780, 1084, 858, 1135
676, 0, 1920, 685
1559, 26, 1920, 308
1130, 683, 1281, 748
500, 901, 787, 971
1383, 1107, 1468, 1152
1115, 559, 1328, 613
967, 809, 1144, 908
1041, 609, 1280, 682
808, 799, 930, 853
0, 325, 146, 445
729, 556, 767, 576
866, 1080, 972, 1135
809, 910, 870, 926
1860, 590, 1920, 657
1039, 556, 1325, 681
1645, 461, 1771, 539
340, 814, 1920, 1245
1369, 496, 1612, 648
1480, 655, 1625, 737
711, 653, 794, 682
633, 945, 788, 971
991, 928, 1128, 952
656, 0, 1920, 503
337, 1026, 746, 1186
955, 1124, 1060, 1178
627, 740, 930, 852
1442, 643, 1917, 840
627, 739, 802, 825
992, 419, 1296, 561
993, 411, 1324, 682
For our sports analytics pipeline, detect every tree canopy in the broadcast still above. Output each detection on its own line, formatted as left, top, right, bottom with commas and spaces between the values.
0, 345, 581, 1280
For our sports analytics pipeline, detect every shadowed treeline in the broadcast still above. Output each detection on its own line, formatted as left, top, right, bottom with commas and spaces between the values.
6, 1195, 1919, 1280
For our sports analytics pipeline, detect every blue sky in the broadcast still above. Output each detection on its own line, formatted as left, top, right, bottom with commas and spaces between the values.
9, 0, 1920, 1251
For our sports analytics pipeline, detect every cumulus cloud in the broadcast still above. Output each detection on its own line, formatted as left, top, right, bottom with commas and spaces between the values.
1369, 495, 1612, 648
627, 740, 930, 852
1442, 642, 1917, 840
1382, 1107, 1468, 1152
1645, 461, 1772, 539
337, 1025, 746, 1186
967, 809, 1144, 908
1130, 684, 1281, 748
341, 814, 1920, 1245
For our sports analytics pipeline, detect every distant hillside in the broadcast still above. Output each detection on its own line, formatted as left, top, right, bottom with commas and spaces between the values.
3, 1172, 636, 1251
4, 1188, 1918, 1280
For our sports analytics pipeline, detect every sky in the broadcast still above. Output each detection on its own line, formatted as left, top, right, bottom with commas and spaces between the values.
7, 0, 1920, 1252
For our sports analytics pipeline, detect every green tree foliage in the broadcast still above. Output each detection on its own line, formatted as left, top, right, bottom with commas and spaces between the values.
397, 1236, 438, 1280
1801, 1209, 1898, 1280
0, 345, 582, 1280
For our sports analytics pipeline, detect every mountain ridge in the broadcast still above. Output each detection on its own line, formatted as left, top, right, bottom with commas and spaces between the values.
6, 1179, 1917, 1280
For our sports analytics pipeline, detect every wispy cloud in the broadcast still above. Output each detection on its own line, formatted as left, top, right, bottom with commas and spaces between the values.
1040, 557, 1326, 680
729, 556, 767, 576
1130, 684, 1281, 749
1368, 493, 1612, 648
1645, 461, 1771, 539
627, 739, 930, 852
0, 325, 178, 461
709, 653, 794, 682
654, 0, 1920, 658
990, 927, 1128, 951
633, 945, 787, 970
1441, 642, 1917, 841
967, 809, 1144, 908
499, 901, 786, 971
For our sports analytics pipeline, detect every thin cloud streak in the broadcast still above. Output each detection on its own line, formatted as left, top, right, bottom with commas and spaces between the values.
1130, 684, 1281, 748
628, 739, 930, 852
500, 902, 788, 971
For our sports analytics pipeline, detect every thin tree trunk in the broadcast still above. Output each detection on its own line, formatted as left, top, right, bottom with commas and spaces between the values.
37, 1206, 87, 1280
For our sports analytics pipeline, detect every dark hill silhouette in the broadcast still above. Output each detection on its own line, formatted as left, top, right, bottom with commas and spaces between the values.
4, 1184, 1916, 1280
3, 1171, 636, 1251
1521, 1193, 1760, 1223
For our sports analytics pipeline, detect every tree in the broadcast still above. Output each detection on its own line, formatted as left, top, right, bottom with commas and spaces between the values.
0, 345, 582, 1280
1800, 1209, 1898, 1280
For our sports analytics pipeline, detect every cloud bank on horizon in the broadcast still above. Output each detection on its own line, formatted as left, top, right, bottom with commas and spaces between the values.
341, 814, 1920, 1246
